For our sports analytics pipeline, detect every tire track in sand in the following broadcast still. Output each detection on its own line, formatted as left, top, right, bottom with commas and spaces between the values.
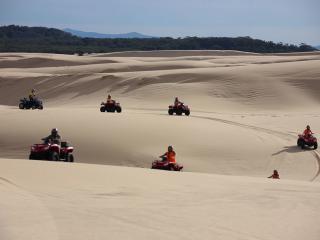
190, 114, 320, 181
0, 176, 59, 240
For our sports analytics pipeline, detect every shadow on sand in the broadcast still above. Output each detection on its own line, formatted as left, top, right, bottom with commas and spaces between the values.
272, 145, 314, 156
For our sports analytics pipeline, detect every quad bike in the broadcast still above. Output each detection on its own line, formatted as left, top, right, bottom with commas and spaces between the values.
19, 98, 43, 110
168, 103, 190, 116
29, 140, 74, 162
297, 134, 318, 150
100, 101, 122, 113
151, 157, 183, 171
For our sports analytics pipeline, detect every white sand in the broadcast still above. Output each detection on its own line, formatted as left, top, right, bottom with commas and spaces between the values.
0, 51, 320, 239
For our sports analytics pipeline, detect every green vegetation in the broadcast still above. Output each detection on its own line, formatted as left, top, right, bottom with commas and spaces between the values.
0, 25, 316, 54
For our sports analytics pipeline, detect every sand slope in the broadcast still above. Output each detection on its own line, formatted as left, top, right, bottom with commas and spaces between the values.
1, 51, 320, 110
1, 51, 320, 239
1, 158, 320, 240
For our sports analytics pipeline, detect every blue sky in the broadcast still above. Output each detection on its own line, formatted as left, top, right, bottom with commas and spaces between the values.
0, 0, 319, 45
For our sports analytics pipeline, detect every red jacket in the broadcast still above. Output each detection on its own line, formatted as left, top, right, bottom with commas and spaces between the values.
166, 151, 176, 163
304, 129, 313, 136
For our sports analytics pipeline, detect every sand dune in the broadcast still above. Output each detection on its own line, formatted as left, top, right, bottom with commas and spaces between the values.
1, 51, 320, 239
1, 51, 320, 109
1, 158, 320, 240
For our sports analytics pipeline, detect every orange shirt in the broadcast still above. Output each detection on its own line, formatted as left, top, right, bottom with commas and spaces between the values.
166, 151, 176, 163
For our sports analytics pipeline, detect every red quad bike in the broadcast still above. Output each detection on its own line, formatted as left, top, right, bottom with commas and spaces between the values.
168, 103, 190, 116
100, 101, 122, 113
29, 141, 74, 162
151, 157, 183, 171
297, 134, 318, 150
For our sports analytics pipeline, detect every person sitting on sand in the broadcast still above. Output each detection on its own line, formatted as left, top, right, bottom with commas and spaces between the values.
174, 97, 183, 107
303, 125, 313, 138
29, 88, 36, 102
268, 170, 280, 179
42, 128, 61, 145
160, 146, 176, 164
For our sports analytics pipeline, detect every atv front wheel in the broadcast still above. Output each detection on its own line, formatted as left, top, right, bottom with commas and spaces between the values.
38, 105, 43, 110
49, 151, 59, 161
185, 110, 190, 116
100, 106, 105, 112
65, 154, 74, 162
19, 103, 24, 109
176, 109, 182, 115
116, 107, 122, 113
314, 142, 318, 150
168, 109, 174, 115
297, 139, 304, 147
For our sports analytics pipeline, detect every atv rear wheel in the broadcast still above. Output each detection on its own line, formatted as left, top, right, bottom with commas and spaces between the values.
116, 107, 122, 113
168, 109, 174, 115
185, 110, 190, 116
49, 151, 59, 161
29, 154, 35, 160
38, 105, 43, 110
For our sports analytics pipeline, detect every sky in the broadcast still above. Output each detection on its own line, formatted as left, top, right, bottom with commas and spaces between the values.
0, 0, 319, 45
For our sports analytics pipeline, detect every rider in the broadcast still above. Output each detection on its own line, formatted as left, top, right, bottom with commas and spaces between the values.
29, 89, 36, 102
268, 170, 280, 179
303, 125, 313, 138
160, 146, 176, 164
42, 128, 61, 145
174, 97, 182, 107
107, 94, 114, 104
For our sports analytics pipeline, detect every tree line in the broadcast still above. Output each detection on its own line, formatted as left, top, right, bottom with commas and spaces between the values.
0, 25, 316, 54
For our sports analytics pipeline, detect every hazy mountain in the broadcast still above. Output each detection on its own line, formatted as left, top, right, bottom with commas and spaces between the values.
63, 28, 155, 39
314, 45, 320, 50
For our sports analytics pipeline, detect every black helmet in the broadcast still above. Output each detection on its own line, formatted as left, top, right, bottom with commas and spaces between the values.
307, 125, 310, 129
51, 128, 58, 134
168, 145, 173, 151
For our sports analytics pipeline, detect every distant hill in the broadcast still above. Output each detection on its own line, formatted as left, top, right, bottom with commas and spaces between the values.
314, 45, 320, 50
63, 28, 155, 39
0, 25, 316, 54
